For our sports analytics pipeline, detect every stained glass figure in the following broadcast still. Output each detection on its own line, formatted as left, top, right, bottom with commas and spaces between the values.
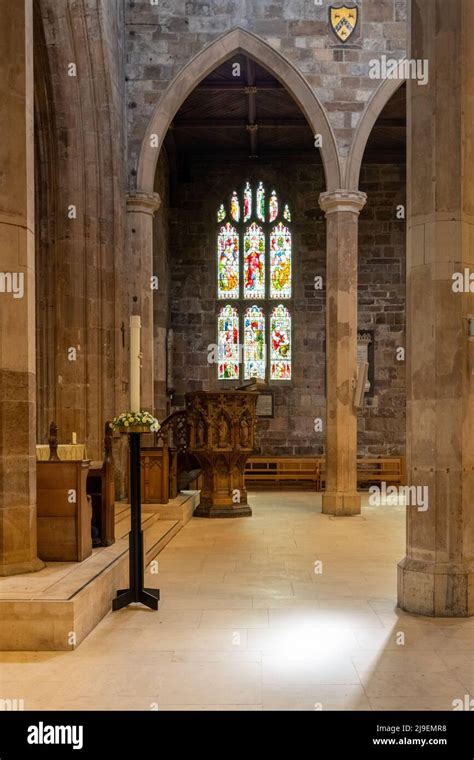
244, 182, 252, 222
269, 190, 278, 222
270, 223, 292, 299
256, 182, 265, 222
244, 223, 265, 299
216, 185, 293, 383
270, 305, 291, 380
218, 305, 240, 380
217, 223, 239, 299
231, 191, 240, 222
244, 305, 266, 379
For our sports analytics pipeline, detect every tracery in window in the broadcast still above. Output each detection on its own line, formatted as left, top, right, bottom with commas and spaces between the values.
216, 183, 293, 382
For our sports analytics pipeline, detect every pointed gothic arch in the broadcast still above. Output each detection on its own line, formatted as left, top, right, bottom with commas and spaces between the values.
345, 75, 407, 190
136, 27, 341, 193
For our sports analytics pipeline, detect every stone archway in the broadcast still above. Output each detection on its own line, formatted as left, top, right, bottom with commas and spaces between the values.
135, 27, 341, 194
129, 27, 342, 414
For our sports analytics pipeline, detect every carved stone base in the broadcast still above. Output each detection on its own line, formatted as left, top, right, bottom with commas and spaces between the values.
194, 503, 252, 518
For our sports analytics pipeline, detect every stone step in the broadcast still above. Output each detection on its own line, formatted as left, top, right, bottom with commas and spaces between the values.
0, 490, 200, 651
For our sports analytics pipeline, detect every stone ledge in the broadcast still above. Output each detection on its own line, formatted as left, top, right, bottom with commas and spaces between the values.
0, 491, 200, 650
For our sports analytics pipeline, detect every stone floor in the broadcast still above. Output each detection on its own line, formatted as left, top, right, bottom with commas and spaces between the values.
1, 491, 473, 711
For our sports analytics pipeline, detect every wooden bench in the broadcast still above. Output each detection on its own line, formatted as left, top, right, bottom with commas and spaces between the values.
245, 456, 321, 490
245, 455, 405, 490
357, 457, 404, 486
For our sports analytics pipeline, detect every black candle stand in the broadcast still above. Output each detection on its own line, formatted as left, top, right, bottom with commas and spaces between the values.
113, 431, 160, 611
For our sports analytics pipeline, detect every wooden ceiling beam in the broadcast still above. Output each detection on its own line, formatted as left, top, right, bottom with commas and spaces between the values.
172, 118, 310, 128
178, 148, 405, 162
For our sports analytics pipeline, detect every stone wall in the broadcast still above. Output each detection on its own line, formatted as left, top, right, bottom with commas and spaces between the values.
125, 0, 407, 184
165, 155, 406, 455
358, 162, 406, 455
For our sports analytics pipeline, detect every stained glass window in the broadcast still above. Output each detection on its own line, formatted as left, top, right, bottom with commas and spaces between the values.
270, 305, 291, 380
244, 182, 252, 222
244, 223, 265, 299
256, 182, 265, 222
270, 223, 292, 299
218, 305, 240, 380
231, 191, 240, 222
217, 223, 239, 299
216, 184, 292, 381
244, 306, 266, 379
269, 190, 278, 222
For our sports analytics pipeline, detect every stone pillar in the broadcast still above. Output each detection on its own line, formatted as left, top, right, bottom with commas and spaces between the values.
398, 0, 474, 616
126, 191, 161, 413
319, 190, 367, 516
0, 0, 43, 574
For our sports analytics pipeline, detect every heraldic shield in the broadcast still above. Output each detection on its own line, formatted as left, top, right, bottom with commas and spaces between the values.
329, 5, 358, 43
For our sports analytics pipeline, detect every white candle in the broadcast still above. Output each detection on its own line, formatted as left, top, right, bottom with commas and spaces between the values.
72, 432, 77, 445
130, 315, 141, 413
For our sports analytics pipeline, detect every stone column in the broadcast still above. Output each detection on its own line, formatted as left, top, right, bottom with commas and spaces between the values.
0, 0, 43, 574
398, 0, 474, 616
319, 190, 367, 516
126, 191, 161, 413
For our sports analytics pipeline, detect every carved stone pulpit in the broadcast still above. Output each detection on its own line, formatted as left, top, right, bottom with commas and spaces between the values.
186, 390, 257, 517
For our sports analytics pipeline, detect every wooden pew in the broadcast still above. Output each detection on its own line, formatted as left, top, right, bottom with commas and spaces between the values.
86, 422, 115, 546
319, 457, 405, 489
357, 457, 405, 486
36, 422, 92, 561
245, 455, 405, 491
245, 456, 320, 490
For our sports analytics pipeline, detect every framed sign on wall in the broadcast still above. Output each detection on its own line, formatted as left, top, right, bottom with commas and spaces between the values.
256, 392, 274, 418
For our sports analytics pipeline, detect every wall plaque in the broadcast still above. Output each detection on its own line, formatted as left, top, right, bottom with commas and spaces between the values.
256, 392, 274, 418
357, 330, 374, 396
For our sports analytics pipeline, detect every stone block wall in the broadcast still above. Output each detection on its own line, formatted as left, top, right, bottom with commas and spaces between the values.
358, 163, 406, 455
165, 155, 406, 455
125, 0, 407, 183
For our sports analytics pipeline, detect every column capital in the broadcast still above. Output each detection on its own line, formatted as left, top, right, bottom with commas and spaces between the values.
319, 189, 367, 215
126, 190, 161, 215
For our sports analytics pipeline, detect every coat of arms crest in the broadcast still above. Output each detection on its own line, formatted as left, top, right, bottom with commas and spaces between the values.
329, 5, 359, 43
